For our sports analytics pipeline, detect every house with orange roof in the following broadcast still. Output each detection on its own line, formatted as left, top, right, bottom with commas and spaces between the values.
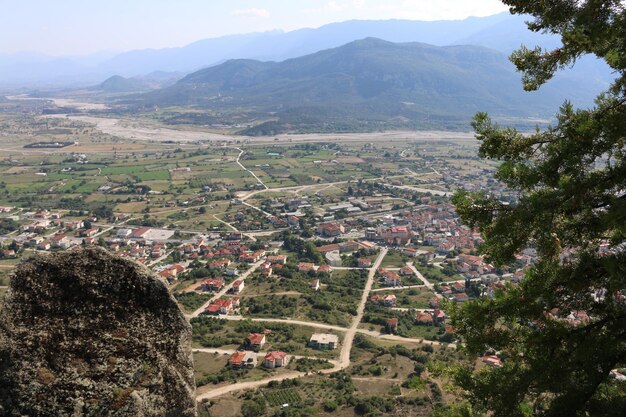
400, 266, 414, 276
317, 244, 340, 254
204, 298, 234, 315
267, 255, 287, 264
382, 270, 401, 287
416, 311, 434, 325
201, 278, 224, 292
246, 333, 266, 351
229, 351, 257, 368
298, 262, 318, 272
263, 351, 289, 368
370, 294, 397, 307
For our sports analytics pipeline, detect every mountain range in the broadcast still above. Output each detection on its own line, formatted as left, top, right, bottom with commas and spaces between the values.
0, 13, 580, 88
124, 37, 609, 133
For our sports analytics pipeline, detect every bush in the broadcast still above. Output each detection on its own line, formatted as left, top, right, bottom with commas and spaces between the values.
421, 344, 434, 353
402, 375, 425, 390
369, 365, 383, 376
241, 397, 266, 417
323, 400, 338, 412
414, 363, 425, 376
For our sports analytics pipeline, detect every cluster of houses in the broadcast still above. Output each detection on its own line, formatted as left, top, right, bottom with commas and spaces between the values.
116, 241, 167, 260
415, 308, 447, 325
317, 240, 374, 255
205, 297, 240, 315
370, 294, 397, 307
228, 332, 338, 369
365, 226, 412, 246
16, 223, 174, 265
455, 254, 496, 277
2, 212, 180, 262
377, 266, 415, 287
436, 281, 470, 303
316, 222, 345, 238
9, 211, 102, 252
297, 262, 332, 274
157, 263, 186, 282
229, 350, 291, 369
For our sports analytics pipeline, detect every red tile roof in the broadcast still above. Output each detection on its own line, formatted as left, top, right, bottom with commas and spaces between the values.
247, 333, 265, 345
264, 351, 287, 361
229, 351, 247, 365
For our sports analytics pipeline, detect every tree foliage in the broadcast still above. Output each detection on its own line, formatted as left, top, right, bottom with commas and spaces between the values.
450, 2, 626, 416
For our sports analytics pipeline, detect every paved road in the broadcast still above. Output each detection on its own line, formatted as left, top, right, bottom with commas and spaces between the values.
192, 347, 337, 364
407, 262, 442, 298
148, 249, 177, 267
242, 201, 273, 219
338, 247, 388, 370
188, 259, 265, 318
370, 284, 426, 292
212, 215, 239, 232
216, 315, 349, 333
358, 328, 457, 348
196, 370, 307, 400
331, 266, 368, 271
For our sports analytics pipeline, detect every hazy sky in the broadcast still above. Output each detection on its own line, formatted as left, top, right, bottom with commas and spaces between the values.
0, 0, 509, 56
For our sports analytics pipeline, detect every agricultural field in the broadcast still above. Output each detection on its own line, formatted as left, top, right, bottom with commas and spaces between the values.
262, 388, 302, 407
388, 287, 434, 309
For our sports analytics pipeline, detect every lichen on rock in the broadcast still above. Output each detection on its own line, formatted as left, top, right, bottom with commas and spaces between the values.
0, 247, 196, 417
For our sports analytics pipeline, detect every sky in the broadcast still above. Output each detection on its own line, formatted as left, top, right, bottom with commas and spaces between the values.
0, 0, 510, 56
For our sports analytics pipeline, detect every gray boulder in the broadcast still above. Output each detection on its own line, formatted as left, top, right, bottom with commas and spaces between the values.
0, 247, 196, 416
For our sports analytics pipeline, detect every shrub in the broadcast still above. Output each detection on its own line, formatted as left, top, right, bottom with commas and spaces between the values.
323, 400, 338, 412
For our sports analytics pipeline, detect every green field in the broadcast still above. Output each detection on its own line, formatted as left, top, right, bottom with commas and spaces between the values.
263, 389, 302, 407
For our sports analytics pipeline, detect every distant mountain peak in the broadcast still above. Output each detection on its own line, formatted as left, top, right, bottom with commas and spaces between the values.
136, 37, 606, 135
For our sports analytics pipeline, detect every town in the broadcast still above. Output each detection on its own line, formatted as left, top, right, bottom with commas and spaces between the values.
0, 111, 534, 415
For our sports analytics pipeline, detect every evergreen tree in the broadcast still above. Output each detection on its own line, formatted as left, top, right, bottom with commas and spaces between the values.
451, 2, 626, 416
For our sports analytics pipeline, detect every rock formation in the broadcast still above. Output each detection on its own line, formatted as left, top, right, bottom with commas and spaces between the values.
0, 247, 196, 417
